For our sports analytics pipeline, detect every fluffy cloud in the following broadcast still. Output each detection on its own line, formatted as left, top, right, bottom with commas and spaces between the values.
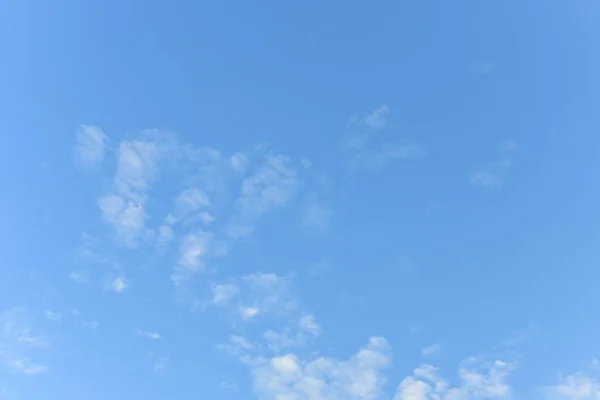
395, 359, 513, 400
98, 131, 177, 247
251, 336, 392, 400
110, 277, 128, 293
545, 361, 600, 400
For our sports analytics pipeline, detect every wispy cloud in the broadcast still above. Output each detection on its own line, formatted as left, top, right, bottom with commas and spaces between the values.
364, 105, 390, 130
344, 106, 424, 170
97, 131, 177, 247
469, 139, 518, 188
263, 314, 321, 351
172, 187, 211, 222
421, 343, 443, 357
211, 283, 239, 305
218, 335, 254, 357
228, 154, 300, 238
81, 320, 99, 330
153, 356, 169, 372
0, 308, 49, 375
301, 195, 332, 230
135, 330, 162, 340
10, 359, 48, 375
74, 125, 107, 168
43, 309, 61, 322
172, 232, 213, 285
230, 152, 249, 172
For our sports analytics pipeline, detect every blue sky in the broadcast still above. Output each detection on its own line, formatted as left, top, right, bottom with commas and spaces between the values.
1, 0, 600, 399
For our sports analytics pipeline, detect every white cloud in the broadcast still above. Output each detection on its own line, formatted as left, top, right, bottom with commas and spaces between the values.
421, 343, 443, 358
81, 320, 99, 330
228, 155, 300, 238
44, 309, 61, 322
264, 315, 321, 352
135, 330, 162, 340
219, 335, 255, 357
113, 133, 175, 202
364, 105, 390, 130
395, 359, 513, 400
344, 108, 424, 170
544, 361, 600, 400
469, 140, 517, 189
208, 273, 300, 332
238, 273, 297, 318
10, 359, 48, 375
241, 306, 260, 320
0, 308, 49, 375
111, 277, 128, 293
198, 211, 215, 225
251, 336, 392, 400
298, 315, 321, 338
172, 232, 213, 285
74, 125, 107, 168
98, 195, 148, 247
211, 283, 238, 305
172, 187, 211, 221
98, 131, 177, 246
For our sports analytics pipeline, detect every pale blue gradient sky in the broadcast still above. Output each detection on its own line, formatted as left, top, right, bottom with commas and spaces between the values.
1, 1, 600, 399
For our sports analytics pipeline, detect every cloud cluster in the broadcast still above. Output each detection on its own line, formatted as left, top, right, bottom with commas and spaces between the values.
66, 121, 600, 400
73, 127, 313, 292
395, 359, 513, 400
251, 336, 392, 400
